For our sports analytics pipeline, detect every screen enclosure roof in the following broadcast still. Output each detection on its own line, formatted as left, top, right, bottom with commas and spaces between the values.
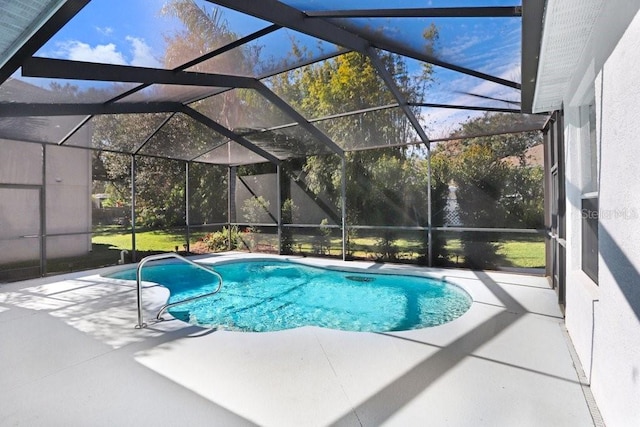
0, 0, 548, 165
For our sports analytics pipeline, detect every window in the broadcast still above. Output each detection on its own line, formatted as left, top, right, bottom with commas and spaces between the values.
581, 101, 598, 283
581, 196, 598, 282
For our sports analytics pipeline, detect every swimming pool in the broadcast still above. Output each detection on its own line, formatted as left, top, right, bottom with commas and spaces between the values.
109, 259, 472, 332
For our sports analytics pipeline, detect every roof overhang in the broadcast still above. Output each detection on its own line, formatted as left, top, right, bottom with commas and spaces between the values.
531, 0, 606, 113
531, 0, 640, 114
0, 0, 91, 85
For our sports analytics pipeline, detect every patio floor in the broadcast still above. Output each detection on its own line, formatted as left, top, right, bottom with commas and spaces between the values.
0, 254, 596, 426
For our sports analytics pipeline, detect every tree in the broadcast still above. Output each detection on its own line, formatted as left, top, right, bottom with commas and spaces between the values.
161, 1, 441, 259
92, 1, 254, 229
453, 112, 542, 163
95, 2, 442, 259
270, 47, 436, 219
188, 162, 228, 225
162, 0, 252, 74
450, 143, 509, 268
424, 146, 452, 265
262, 19, 437, 258
444, 112, 545, 267
453, 112, 545, 228
280, 198, 298, 254
502, 164, 545, 228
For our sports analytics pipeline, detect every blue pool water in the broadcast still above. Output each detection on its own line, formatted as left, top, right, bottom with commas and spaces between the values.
109, 259, 472, 332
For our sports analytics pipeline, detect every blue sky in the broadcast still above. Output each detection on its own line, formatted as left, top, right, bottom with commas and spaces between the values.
36, 0, 174, 68
35, 0, 273, 69
35, 0, 521, 76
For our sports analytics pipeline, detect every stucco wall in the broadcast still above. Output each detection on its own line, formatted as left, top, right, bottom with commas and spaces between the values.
0, 139, 92, 264
0, 140, 43, 263
563, 104, 599, 381
45, 144, 92, 258
563, 8, 640, 426
590, 10, 640, 425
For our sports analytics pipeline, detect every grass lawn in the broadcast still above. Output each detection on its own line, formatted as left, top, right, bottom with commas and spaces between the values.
497, 238, 546, 268
288, 234, 544, 268
0, 229, 544, 282
2, 230, 544, 282
92, 229, 209, 252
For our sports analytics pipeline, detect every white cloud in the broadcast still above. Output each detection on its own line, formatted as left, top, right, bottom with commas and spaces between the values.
440, 35, 483, 62
497, 63, 521, 83
59, 41, 127, 65
96, 26, 114, 37
126, 36, 161, 68
56, 36, 161, 68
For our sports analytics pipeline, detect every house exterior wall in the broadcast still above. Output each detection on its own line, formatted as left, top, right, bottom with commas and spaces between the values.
45, 143, 92, 258
562, 7, 640, 426
0, 139, 42, 264
0, 139, 43, 264
0, 137, 92, 264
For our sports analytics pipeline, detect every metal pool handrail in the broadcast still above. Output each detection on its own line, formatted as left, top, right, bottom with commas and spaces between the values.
135, 253, 223, 329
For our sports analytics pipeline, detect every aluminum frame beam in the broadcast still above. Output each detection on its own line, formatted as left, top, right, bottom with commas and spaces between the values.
58, 115, 92, 145
185, 48, 348, 113
104, 24, 283, 104
237, 104, 402, 137
207, 0, 368, 51
427, 125, 548, 144
305, 7, 522, 18
256, 49, 348, 82
130, 155, 137, 261
22, 57, 257, 88
0, 99, 522, 121
367, 38, 520, 90
178, 24, 281, 71
0, 101, 182, 117
181, 106, 281, 164
408, 102, 521, 114
189, 140, 229, 162
521, 0, 546, 113
208, 0, 520, 89
366, 47, 431, 145
133, 113, 176, 155
252, 81, 344, 156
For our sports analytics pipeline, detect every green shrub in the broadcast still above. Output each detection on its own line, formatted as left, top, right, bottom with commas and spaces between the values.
375, 231, 399, 261
281, 198, 298, 254
312, 218, 332, 255
203, 226, 241, 252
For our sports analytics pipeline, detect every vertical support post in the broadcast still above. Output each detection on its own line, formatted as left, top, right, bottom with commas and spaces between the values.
228, 166, 235, 250
40, 143, 47, 276
277, 163, 282, 254
185, 161, 190, 253
341, 155, 347, 261
426, 143, 433, 267
131, 155, 137, 262
543, 117, 552, 278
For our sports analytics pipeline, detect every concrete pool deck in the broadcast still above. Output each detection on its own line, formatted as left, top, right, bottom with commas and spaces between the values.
0, 254, 598, 426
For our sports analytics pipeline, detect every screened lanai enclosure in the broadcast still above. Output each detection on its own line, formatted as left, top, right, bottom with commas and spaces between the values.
0, 0, 550, 281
